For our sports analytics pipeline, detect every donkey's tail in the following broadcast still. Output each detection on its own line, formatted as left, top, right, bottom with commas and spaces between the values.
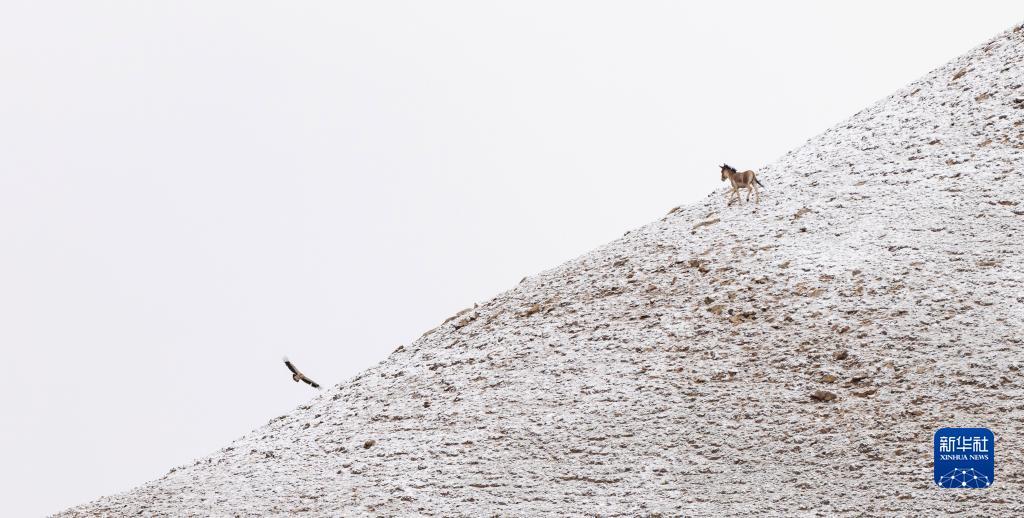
755, 175, 765, 188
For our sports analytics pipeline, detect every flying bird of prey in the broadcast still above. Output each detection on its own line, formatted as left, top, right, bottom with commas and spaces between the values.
283, 357, 320, 389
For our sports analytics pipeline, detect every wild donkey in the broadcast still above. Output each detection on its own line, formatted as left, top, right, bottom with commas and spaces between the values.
719, 164, 764, 205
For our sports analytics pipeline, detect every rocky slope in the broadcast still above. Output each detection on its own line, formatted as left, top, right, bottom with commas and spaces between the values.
61, 23, 1024, 516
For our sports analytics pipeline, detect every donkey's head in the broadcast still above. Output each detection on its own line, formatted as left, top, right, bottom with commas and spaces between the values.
719, 164, 736, 181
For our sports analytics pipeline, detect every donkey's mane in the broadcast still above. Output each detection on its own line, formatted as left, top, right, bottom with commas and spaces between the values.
722, 164, 737, 173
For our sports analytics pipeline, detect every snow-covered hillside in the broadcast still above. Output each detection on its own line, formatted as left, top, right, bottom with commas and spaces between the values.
59, 23, 1024, 516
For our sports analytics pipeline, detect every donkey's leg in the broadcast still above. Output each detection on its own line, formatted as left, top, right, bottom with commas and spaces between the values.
746, 186, 753, 202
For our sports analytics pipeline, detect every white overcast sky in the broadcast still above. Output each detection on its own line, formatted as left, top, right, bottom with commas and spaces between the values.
1, 2, 1020, 515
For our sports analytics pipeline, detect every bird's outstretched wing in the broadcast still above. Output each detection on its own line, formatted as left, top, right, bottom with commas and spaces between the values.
283, 357, 299, 375
300, 375, 320, 389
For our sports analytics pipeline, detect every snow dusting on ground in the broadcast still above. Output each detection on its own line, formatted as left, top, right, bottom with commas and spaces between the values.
59, 22, 1024, 517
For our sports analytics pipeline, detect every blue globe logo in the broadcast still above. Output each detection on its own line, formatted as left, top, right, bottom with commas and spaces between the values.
936, 468, 991, 488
